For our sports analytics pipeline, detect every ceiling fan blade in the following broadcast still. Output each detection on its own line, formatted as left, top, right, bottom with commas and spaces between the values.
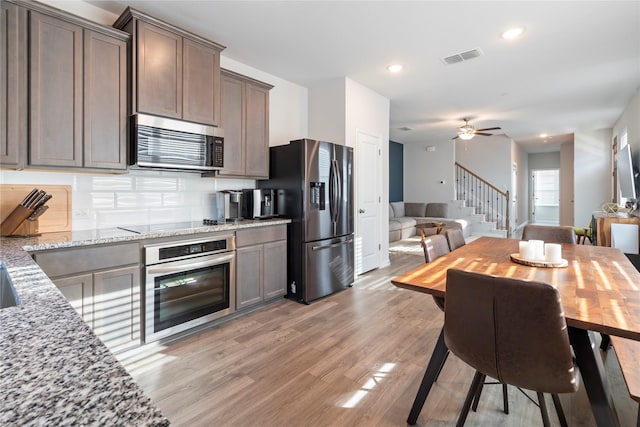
475, 132, 494, 136
451, 135, 460, 140
475, 127, 501, 132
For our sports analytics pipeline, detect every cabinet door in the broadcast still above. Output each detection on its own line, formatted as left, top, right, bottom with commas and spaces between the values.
137, 21, 182, 119
83, 30, 127, 169
244, 83, 270, 178
92, 265, 141, 351
236, 245, 263, 309
54, 273, 94, 325
219, 73, 245, 176
263, 240, 286, 300
183, 38, 220, 126
29, 11, 83, 167
1, 2, 25, 167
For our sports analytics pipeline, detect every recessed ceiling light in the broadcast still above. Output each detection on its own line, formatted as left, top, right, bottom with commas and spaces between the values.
539, 133, 548, 138
501, 27, 525, 40
387, 64, 403, 73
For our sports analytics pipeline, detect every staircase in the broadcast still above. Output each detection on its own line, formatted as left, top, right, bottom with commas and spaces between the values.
452, 163, 510, 238
449, 199, 508, 238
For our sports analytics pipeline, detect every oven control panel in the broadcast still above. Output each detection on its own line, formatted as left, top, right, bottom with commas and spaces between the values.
145, 235, 235, 265
159, 240, 227, 260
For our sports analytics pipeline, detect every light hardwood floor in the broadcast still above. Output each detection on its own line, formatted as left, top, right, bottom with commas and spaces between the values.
119, 251, 638, 426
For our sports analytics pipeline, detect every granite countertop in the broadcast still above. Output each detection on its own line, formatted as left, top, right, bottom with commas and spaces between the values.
0, 218, 290, 425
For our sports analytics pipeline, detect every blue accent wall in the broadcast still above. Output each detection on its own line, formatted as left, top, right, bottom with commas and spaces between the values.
389, 141, 403, 202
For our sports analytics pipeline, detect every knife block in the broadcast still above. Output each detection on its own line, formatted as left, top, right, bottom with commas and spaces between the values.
11, 219, 40, 237
0, 205, 38, 237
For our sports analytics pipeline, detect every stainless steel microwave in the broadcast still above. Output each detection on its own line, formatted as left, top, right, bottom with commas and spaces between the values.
130, 113, 224, 171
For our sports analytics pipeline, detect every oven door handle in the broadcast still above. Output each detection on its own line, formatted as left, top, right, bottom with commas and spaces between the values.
147, 253, 235, 275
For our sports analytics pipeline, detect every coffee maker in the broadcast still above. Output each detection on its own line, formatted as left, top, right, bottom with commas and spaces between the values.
215, 190, 244, 222
243, 189, 277, 219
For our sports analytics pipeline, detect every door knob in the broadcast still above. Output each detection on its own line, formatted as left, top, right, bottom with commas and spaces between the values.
359, 209, 365, 213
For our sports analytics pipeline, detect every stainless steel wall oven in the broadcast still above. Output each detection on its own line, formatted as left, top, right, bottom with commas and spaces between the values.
144, 235, 235, 342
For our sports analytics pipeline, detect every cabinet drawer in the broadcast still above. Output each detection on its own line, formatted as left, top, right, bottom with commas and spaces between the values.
35, 243, 140, 277
236, 225, 286, 247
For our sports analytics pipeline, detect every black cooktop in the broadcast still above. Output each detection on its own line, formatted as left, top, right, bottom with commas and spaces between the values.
118, 220, 220, 234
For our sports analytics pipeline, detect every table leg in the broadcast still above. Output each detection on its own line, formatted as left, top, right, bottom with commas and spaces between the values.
407, 327, 448, 425
568, 327, 620, 427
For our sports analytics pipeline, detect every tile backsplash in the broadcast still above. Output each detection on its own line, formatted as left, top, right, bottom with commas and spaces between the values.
0, 169, 254, 230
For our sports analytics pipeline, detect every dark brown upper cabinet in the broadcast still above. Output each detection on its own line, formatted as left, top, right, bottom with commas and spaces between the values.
1, 1, 27, 168
1, 0, 129, 171
29, 11, 84, 167
114, 8, 224, 127
216, 69, 272, 179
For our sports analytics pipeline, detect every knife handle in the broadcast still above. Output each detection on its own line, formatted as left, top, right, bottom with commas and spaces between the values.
28, 205, 49, 221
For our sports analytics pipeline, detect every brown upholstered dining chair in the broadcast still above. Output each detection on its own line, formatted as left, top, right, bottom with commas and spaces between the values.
421, 234, 449, 312
421, 235, 509, 413
444, 269, 578, 427
421, 234, 450, 263
445, 228, 466, 251
521, 224, 577, 244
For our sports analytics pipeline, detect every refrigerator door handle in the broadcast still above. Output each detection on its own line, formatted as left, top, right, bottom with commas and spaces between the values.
312, 237, 355, 251
330, 159, 340, 224
334, 158, 342, 217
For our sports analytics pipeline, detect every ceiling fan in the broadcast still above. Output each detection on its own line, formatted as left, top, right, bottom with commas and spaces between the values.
452, 118, 502, 140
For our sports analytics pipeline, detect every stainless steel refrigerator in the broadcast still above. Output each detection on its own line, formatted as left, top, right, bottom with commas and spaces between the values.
259, 139, 354, 303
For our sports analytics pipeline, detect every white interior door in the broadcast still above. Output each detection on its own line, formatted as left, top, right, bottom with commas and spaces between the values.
355, 130, 381, 275
531, 169, 560, 225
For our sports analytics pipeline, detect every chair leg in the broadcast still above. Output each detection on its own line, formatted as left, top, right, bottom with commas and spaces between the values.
600, 333, 611, 351
551, 394, 568, 427
471, 379, 508, 414
456, 371, 485, 427
433, 350, 450, 382
471, 380, 484, 411
537, 392, 551, 427
502, 383, 509, 414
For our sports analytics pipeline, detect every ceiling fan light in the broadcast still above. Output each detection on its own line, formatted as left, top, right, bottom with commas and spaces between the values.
459, 133, 475, 141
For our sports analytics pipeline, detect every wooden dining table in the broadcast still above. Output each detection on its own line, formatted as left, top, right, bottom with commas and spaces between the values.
392, 236, 640, 426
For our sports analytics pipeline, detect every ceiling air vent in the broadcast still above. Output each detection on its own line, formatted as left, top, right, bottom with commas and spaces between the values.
442, 48, 483, 65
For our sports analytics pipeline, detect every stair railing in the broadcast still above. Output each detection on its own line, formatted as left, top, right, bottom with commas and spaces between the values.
455, 162, 510, 237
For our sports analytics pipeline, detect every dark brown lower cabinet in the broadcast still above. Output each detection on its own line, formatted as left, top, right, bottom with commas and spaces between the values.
34, 243, 141, 353
236, 226, 287, 310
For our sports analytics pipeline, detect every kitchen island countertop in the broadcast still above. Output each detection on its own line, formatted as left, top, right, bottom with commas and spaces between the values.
0, 218, 290, 425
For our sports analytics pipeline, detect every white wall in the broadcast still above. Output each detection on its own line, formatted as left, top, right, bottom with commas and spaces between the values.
455, 136, 513, 193
344, 78, 389, 150
613, 87, 640, 161
512, 143, 529, 229
528, 152, 561, 170
308, 79, 346, 145
42, 0, 118, 24
573, 129, 612, 222
1, 0, 309, 231
560, 141, 575, 226
404, 140, 455, 202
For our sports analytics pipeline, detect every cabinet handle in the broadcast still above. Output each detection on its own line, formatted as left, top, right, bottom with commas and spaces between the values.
359, 209, 365, 214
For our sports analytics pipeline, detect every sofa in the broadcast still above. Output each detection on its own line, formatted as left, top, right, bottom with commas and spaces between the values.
389, 201, 468, 242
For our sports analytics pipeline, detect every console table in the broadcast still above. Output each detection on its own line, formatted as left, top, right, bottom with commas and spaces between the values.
593, 212, 640, 247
